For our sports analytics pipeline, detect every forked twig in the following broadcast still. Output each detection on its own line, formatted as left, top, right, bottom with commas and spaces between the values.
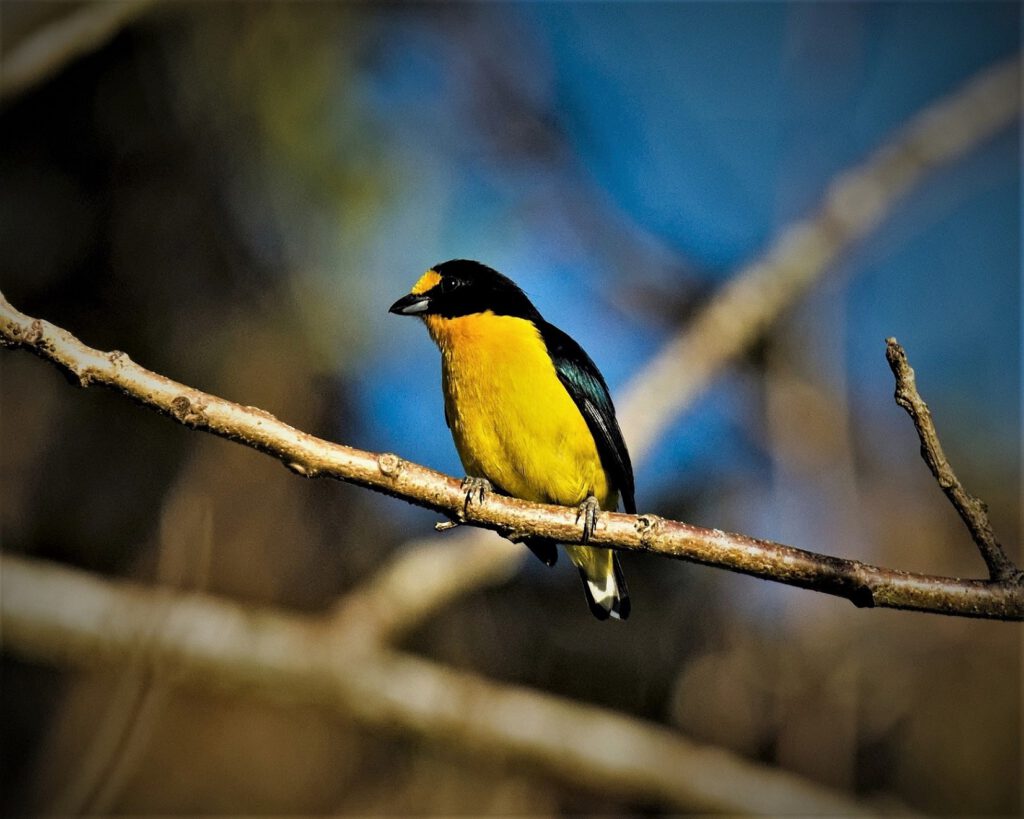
886, 338, 1022, 583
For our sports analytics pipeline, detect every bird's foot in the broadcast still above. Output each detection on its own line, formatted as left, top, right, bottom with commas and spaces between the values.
576, 494, 601, 544
435, 519, 461, 532
461, 475, 492, 517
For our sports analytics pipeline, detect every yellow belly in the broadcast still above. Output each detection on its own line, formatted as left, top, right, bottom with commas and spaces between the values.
425, 312, 612, 509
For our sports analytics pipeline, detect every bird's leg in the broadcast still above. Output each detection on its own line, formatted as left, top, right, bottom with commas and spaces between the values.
460, 475, 492, 517
576, 494, 601, 543
434, 519, 461, 532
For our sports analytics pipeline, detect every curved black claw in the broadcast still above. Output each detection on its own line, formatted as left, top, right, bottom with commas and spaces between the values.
461, 475, 492, 517
576, 494, 601, 544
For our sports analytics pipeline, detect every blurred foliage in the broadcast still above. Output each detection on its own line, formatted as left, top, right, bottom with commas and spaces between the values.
1, 2, 1020, 815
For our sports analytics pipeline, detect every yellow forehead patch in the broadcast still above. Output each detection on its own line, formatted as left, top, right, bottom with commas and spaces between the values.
411, 269, 441, 295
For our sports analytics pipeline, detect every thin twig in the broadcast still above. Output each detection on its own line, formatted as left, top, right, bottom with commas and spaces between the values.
1, 294, 1021, 620
885, 338, 1022, 583
0, 554, 881, 815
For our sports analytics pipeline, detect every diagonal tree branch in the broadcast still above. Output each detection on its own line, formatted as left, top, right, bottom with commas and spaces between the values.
0, 0, 158, 104
0, 554, 879, 815
886, 338, 1022, 583
619, 54, 1021, 462
1, 293, 1021, 619
328, 529, 525, 647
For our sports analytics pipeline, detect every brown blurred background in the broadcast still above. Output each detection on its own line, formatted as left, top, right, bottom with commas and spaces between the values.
1, 2, 1020, 815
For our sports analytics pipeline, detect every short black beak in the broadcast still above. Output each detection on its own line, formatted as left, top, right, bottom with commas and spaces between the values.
389, 292, 431, 315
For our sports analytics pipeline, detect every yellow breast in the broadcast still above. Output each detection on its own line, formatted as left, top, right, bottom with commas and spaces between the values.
424, 312, 611, 509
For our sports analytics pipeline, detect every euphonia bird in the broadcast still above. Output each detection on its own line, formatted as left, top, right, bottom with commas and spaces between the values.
389, 260, 635, 620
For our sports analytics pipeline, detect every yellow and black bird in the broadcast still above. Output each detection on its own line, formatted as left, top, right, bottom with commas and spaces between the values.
389, 260, 635, 620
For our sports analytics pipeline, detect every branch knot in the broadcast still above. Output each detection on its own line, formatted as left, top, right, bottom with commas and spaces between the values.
25, 319, 44, 345
635, 515, 664, 548
169, 394, 207, 426
107, 350, 129, 368
377, 452, 404, 479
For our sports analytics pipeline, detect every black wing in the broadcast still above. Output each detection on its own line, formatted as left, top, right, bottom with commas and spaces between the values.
538, 321, 636, 514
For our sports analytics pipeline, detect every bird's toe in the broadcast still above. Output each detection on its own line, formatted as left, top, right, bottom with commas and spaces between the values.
461, 475, 492, 515
576, 494, 600, 543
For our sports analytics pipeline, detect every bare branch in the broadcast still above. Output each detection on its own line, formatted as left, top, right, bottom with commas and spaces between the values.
1, 295, 1021, 619
886, 338, 1022, 583
0, 554, 879, 815
329, 530, 524, 646
619, 54, 1021, 461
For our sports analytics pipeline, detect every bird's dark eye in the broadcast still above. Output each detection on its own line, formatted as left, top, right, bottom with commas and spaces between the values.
440, 276, 462, 293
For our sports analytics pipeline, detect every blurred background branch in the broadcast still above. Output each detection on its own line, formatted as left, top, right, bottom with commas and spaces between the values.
328, 530, 524, 647
43, 489, 212, 816
618, 54, 1021, 462
1, 553, 878, 815
0, 0, 157, 104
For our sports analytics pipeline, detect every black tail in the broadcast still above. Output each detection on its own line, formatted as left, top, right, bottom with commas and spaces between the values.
578, 553, 630, 621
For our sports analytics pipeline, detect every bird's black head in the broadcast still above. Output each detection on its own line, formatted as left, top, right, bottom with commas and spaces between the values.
389, 260, 541, 320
